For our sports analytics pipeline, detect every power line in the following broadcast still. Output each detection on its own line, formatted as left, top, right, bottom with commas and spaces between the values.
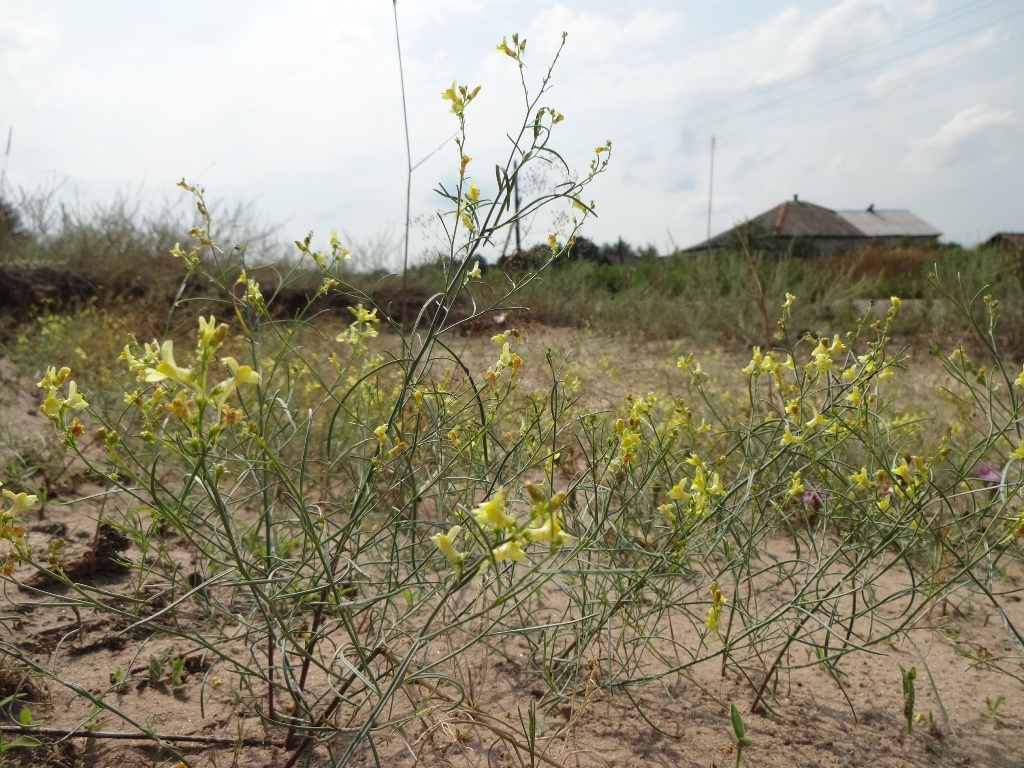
675, 0, 1013, 126
621, 0, 1020, 146
621, 7, 1023, 150
706, 30, 1020, 145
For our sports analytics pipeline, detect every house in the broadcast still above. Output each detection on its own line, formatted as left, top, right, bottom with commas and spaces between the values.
983, 232, 1024, 249
685, 196, 941, 256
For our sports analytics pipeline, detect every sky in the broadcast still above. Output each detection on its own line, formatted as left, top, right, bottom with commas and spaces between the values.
2, 0, 1022, 268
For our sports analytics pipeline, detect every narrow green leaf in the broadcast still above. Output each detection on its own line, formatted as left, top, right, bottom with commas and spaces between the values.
730, 704, 745, 740
5, 735, 41, 749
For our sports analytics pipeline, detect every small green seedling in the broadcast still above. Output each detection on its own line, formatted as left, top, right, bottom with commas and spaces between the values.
169, 656, 186, 688
148, 654, 164, 684
0, 694, 41, 757
985, 695, 1004, 718
900, 665, 917, 735
730, 704, 752, 768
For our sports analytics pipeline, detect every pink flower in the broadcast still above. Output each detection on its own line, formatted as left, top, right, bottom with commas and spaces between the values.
975, 461, 1002, 485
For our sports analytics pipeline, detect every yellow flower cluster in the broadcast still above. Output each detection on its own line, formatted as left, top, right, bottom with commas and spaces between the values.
807, 335, 846, 377
336, 304, 380, 352
705, 581, 727, 633
485, 330, 523, 386
741, 346, 782, 378
430, 482, 570, 575
37, 366, 89, 440
1, 483, 38, 575
660, 454, 725, 523
120, 316, 260, 442
440, 80, 481, 118
235, 270, 265, 309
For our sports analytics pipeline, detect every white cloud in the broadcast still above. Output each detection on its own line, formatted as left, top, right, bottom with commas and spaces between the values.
745, 0, 898, 87
0, 11, 58, 91
863, 26, 1004, 100
826, 154, 860, 175
905, 104, 1017, 171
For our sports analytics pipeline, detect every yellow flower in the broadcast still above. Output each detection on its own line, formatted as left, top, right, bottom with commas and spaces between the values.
491, 539, 526, 563
524, 513, 569, 548
705, 471, 724, 497
782, 293, 796, 311
786, 472, 805, 500
235, 271, 264, 307
849, 467, 871, 490
349, 305, 379, 325
780, 426, 802, 446
464, 261, 482, 281
470, 487, 515, 531
198, 316, 227, 352
63, 381, 88, 411
804, 409, 825, 429
619, 428, 641, 454
145, 341, 195, 384
467, 182, 480, 203
811, 334, 845, 374
374, 424, 388, 442
3, 489, 39, 519
441, 81, 462, 112
742, 347, 763, 376
496, 36, 518, 60
222, 358, 260, 387
211, 358, 261, 408
37, 366, 71, 389
40, 387, 61, 419
440, 81, 480, 116
1011, 443, 1024, 462
686, 453, 706, 470
705, 581, 727, 632
892, 457, 913, 485
430, 525, 465, 566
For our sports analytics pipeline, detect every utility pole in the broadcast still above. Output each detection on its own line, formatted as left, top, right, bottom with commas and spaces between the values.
706, 135, 715, 255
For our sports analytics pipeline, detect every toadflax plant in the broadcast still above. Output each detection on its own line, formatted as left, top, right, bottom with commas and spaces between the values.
0, 31, 615, 767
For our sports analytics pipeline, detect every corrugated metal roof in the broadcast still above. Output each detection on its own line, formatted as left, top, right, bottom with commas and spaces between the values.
837, 209, 941, 237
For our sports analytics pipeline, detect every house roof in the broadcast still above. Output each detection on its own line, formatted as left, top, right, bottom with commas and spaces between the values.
984, 232, 1024, 246
755, 199, 864, 238
686, 198, 942, 251
837, 209, 941, 237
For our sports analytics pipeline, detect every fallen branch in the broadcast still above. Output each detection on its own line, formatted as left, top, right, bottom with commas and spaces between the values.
0, 725, 281, 748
